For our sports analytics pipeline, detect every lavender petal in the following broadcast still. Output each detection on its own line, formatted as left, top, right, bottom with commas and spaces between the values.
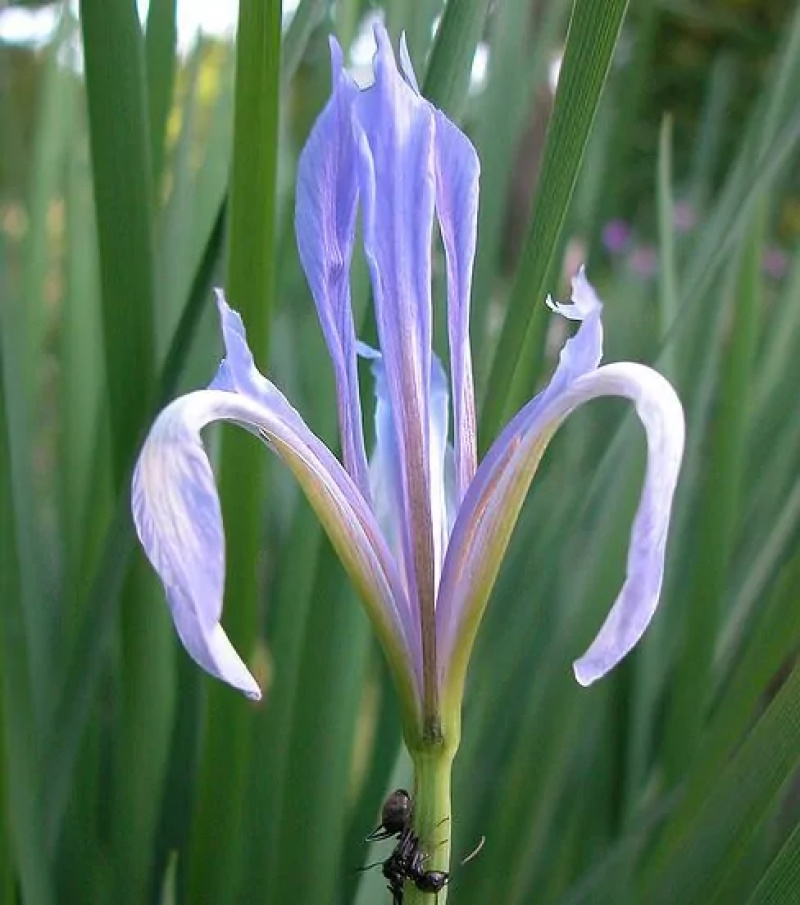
295, 38, 369, 496
352, 23, 438, 606
438, 274, 684, 693
132, 300, 420, 702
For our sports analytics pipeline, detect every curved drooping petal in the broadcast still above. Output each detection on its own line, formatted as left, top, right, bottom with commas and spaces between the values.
399, 34, 480, 500
351, 23, 437, 611
132, 296, 418, 706
295, 39, 369, 497
437, 273, 684, 699
132, 398, 261, 699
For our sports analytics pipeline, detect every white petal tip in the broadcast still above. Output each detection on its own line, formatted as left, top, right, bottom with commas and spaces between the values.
570, 268, 601, 316
572, 659, 600, 687
213, 287, 228, 311
548, 268, 603, 321
242, 682, 263, 702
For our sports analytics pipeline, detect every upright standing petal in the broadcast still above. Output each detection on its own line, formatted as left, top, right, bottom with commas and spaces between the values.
432, 112, 480, 502
398, 32, 480, 504
352, 24, 437, 620
364, 343, 454, 601
428, 355, 455, 589
295, 38, 369, 497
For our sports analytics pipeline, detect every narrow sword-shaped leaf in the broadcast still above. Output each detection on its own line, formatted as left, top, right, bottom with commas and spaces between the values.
479, 0, 630, 445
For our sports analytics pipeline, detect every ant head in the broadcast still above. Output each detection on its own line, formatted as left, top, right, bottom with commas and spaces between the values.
365, 788, 413, 841
381, 788, 412, 834
415, 870, 450, 893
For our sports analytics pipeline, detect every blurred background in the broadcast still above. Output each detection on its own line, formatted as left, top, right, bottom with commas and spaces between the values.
1, 0, 800, 903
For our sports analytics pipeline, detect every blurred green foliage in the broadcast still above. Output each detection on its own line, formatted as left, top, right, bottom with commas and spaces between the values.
1, 0, 800, 903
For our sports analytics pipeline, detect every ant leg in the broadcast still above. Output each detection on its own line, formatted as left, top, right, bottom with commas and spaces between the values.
365, 827, 393, 841
356, 859, 384, 872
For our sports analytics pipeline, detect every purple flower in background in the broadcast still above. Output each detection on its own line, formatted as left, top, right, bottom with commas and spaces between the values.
762, 247, 789, 281
602, 219, 631, 255
673, 199, 695, 233
131, 27, 685, 733
629, 244, 659, 278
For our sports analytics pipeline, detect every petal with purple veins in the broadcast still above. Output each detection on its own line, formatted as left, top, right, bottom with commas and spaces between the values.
295, 39, 369, 496
438, 274, 684, 701
399, 30, 480, 501
352, 24, 438, 611
133, 302, 419, 707
432, 109, 480, 502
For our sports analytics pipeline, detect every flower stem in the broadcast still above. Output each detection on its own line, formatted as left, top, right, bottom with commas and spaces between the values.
406, 746, 455, 905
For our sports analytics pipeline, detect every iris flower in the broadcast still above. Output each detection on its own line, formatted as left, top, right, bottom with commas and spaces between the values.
131, 26, 684, 750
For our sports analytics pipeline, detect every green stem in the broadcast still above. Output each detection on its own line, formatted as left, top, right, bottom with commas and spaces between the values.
406, 746, 456, 905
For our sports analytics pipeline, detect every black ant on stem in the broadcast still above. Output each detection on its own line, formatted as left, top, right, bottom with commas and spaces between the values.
360, 789, 484, 904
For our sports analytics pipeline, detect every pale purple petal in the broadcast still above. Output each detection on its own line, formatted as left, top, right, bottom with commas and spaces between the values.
295, 38, 369, 497
360, 345, 454, 663
432, 110, 480, 501
438, 274, 684, 693
352, 23, 437, 608
429, 354, 454, 589
132, 396, 262, 700
449, 267, 603, 539
398, 33, 421, 92
360, 343, 419, 668
133, 302, 419, 703
569, 367, 684, 684
399, 31, 480, 500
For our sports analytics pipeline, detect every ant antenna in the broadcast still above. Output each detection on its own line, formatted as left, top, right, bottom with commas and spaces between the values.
460, 835, 486, 866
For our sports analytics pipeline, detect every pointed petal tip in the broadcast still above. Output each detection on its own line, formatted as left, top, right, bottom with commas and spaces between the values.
212, 288, 248, 349
181, 618, 265, 701
239, 674, 263, 701
372, 18, 390, 43
547, 267, 603, 322
328, 33, 343, 64
398, 32, 421, 93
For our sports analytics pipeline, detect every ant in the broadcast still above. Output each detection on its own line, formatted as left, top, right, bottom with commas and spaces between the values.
366, 788, 414, 841
362, 788, 448, 902
362, 788, 483, 903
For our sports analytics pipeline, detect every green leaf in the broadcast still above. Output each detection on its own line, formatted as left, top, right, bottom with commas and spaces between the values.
44, 203, 227, 850
80, 0, 156, 470
656, 114, 678, 382
186, 1, 282, 901
663, 200, 763, 781
282, 0, 328, 83
644, 662, 800, 904
145, 0, 177, 190
470, 0, 568, 380
80, 3, 172, 899
746, 822, 800, 905
479, 0, 630, 447
422, 0, 493, 115
0, 295, 55, 905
